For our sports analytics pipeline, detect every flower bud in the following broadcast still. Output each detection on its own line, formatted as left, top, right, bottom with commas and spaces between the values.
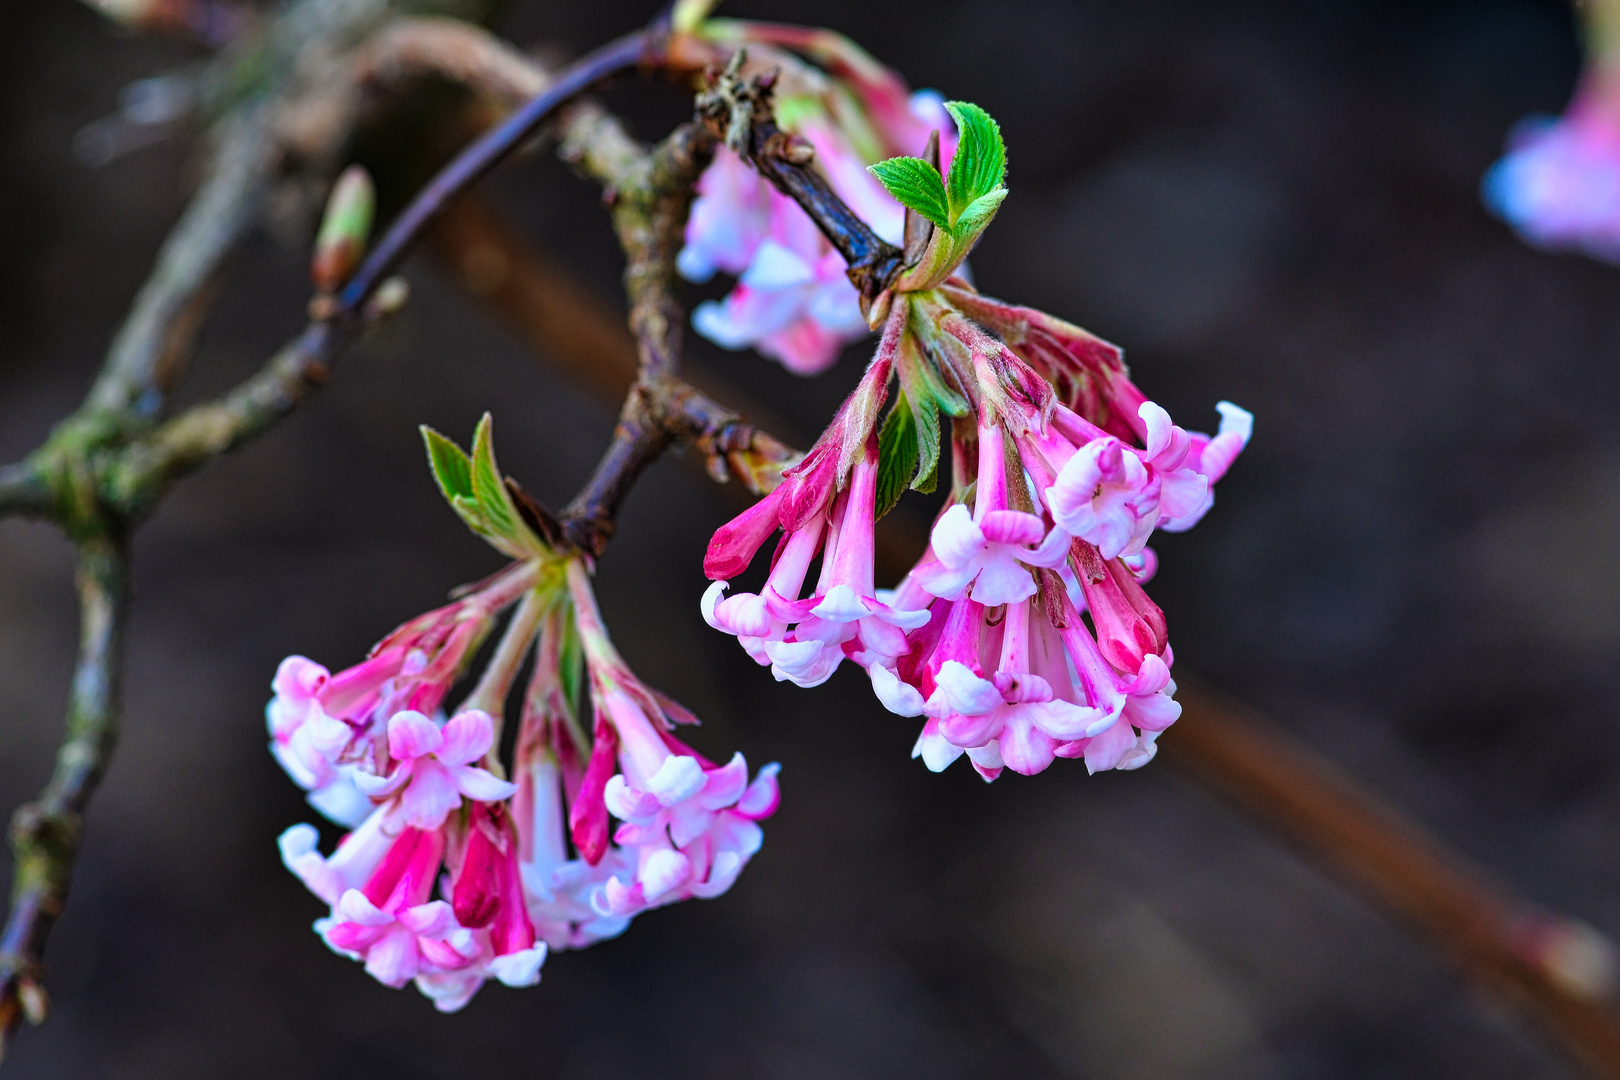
310, 165, 375, 293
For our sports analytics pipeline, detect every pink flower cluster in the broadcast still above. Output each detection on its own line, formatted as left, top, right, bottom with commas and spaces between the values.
678, 28, 956, 374
1484, 13, 1620, 264
272, 559, 778, 1010
703, 280, 1251, 780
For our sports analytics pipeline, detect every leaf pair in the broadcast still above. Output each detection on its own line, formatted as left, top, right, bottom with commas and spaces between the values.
422, 415, 553, 561
867, 102, 1007, 291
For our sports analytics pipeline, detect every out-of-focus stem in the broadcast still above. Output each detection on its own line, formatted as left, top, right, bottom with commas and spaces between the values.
83, 110, 272, 420
1167, 678, 1620, 1079
0, 534, 129, 1047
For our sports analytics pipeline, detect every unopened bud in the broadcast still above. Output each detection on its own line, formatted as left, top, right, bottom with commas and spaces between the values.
781, 134, 815, 165
364, 276, 410, 320
86, 0, 168, 28
310, 165, 375, 294
17, 980, 47, 1027
1535, 920, 1619, 1000
670, 0, 720, 33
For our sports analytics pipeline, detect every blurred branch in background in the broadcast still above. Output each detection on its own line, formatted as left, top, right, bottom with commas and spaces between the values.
1169, 681, 1620, 1080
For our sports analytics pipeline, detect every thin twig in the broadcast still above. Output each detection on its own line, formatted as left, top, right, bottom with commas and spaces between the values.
0, 534, 129, 1048
0, 467, 52, 522
106, 322, 342, 523
83, 108, 275, 421
358, 16, 548, 104
337, 24, 665, 314
694, 53, 904, 307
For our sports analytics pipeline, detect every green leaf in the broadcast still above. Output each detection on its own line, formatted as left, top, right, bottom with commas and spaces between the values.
421, 426, 474, 502
943, 101, 1006, 223
951, 187, 1008, 245
876, 392, 920, 520
470, 413, 519, 540
910, 389, 940, 494
868, 157, 950, 231
914, 445, 939, 494
895, 333, 944, 492
423, 415, 550, 559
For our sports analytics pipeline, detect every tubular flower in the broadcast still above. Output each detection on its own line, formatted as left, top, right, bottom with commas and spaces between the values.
281, 811, 483, 995
353, 709, 517, 830
418, 801, 550, 1013
1484, 0, 1620, 261
702, 101, 1248, 781
569, 560, 780, 918
675, 21, 956, 374
703, 318, 929, 685
511, 605, 636, 950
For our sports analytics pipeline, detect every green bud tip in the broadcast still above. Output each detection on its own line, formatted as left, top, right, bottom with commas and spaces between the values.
311, 165, 376, 293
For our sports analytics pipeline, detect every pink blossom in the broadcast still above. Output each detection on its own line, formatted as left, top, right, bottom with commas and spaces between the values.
266, 656, 371, 826
856, 417, 1181, 781
1034, 401, 1225, 558
676, 148, 771, 282
406, 801, 550, 1013
311, 824, 482, 992
912, 420, 1069, 606
1052, 593, 1182, 774
280, 793, 536, 1009
1071, 541, 1169, 675
704, 344, 923, 684
592, 703, 780, 918
686, 147, 874, 375
279, 804, 399, 907
704, 436, 929, 686
354, 710, 516, 830
569, 559, 780, 919
516, 752, 634, 950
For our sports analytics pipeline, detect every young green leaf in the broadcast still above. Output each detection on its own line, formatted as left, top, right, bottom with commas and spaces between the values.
421, 426, 474, 503
876, 392, 921, 519
424, 414, 551, 559
943, 101, 1006, 223
909, 388, 941, 494
948, 188, 1008, 251
896, 333, 945, 491
469, 413, 519, 540
868, 157, 951, 231
450, 493, 485, 533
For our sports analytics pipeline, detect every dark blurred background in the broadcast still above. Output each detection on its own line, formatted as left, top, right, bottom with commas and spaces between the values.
0, 0, 1613, 1076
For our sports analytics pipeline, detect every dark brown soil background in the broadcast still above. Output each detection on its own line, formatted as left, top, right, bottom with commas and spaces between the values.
1, 0, 1614, 1076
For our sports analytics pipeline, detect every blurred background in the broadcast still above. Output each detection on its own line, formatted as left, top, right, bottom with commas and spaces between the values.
0, 0, 1614, 1075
